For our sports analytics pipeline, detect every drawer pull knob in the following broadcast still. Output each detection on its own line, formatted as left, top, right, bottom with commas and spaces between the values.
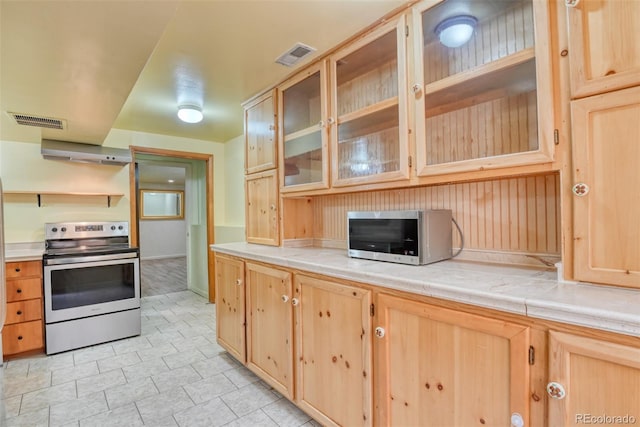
546, 382, 566, 399
17, 335, 23, 340
16, 288, 22, 294
281, 295, 289, 303
375, 327, 386, 338
291, 298, 299, 306
235, 279, 242, 286
15, 268, 21, 272
17, 310, 23, 315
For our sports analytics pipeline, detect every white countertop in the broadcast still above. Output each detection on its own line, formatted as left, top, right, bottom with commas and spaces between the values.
211, 242, 640, 338
4, 242, 44, 262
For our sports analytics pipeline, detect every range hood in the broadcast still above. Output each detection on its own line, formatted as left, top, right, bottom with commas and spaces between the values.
41, 139, 132, 166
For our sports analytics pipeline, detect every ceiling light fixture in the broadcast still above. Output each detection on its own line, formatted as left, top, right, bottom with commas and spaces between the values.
177, 105, 203, 124
435, 15, 477, 48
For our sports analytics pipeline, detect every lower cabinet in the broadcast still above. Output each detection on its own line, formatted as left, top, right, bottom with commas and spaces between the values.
548, 331, 640, 426
245, 262, 294, 399
214, 254, 246, 362
374, 293, 532, 427
294, 274, 372, 427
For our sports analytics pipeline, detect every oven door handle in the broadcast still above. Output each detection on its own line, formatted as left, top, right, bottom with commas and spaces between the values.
44, 251, 139, 266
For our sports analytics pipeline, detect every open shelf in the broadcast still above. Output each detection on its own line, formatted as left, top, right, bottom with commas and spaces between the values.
424, 48, 536, 111
4, 191, 124, 207
337, 99, 399, 142
284, 125, 320, 143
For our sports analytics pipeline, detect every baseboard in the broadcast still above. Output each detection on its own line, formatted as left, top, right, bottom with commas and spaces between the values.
140, 254, 187, 261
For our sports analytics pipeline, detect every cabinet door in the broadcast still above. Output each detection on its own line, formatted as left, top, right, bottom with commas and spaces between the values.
412, 0, 555, 177
571, 86, 640, 288
246, 263, 294, 399
294, 274, 372, 427
330, 15, 410, 187
278, 62, 330, 192
375, 294, 531, 427
245, 169, 280, 246
548, 331, 640, 426
214, 254, 246, 362
245, 90, 277, 174
567, 0, 640, 98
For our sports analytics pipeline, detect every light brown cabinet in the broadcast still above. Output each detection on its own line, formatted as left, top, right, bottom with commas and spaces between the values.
245, 169, 280, 246
375, 293, 532, 427
570, 85, 640, 288
214, 254, 246, 362
278, 62, 330, 192
244, 89, 277, 174
294, 274, 372, 427
245, 262, 294, 399
566, 0, 640, 99
548, 331, 640, 426
3, 260, 44, 357
412, 0, 556, 177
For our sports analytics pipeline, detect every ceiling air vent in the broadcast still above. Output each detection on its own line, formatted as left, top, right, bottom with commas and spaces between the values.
275, 42, 316, 67
8, 112, 65, 130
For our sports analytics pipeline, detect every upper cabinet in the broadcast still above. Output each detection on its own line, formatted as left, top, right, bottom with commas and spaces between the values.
245, 90, 277, 174
412, 0, 556, 176
330, 16, 410, 187
278, 62, 330, 193
566, 0, 640, 99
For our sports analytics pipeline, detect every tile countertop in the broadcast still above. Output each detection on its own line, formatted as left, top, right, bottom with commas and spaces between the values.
211, 242, 640, 338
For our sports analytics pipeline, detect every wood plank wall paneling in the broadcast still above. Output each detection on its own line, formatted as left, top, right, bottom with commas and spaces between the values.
426, 91, 538, 165
337, 59, 398, 116
424, 1, 534, 84
310, 173, 560, 255
338, 127, 400, 180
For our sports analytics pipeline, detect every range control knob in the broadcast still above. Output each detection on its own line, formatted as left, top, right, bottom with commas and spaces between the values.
118, 225, 124, 230
51, 227, 58, 232
111, 225, 116, 230
60, 227, 67, 232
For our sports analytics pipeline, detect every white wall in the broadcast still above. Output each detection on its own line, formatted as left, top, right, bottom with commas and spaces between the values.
216, 134, 246, 243
139, 219, 187, 259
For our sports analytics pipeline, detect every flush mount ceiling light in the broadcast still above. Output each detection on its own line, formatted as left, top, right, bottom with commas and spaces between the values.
177, 105, 203, 124
435, 15, 477, 48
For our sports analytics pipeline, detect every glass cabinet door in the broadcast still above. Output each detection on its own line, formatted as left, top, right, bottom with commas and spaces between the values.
413, 0, 554, 177
330, 16, 409, 187
278, 62, 329, 192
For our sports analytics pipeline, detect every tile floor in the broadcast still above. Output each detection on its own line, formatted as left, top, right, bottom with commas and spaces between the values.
141, 257, 188, 297
1, 290, 320, 426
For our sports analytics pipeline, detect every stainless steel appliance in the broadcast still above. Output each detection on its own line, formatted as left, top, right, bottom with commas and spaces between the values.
347, 210, 453, 266
43, 221, 140, 354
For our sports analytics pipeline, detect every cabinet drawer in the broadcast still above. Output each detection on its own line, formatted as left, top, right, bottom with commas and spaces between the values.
6, 278, 43, 302
5, 299, 42, 324
2, 321, 44, 355
6, 261, 42, 279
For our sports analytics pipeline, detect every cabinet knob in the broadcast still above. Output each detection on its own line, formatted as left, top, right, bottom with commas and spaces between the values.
511, 412, 524, 427
16, 288, 22, 294
318, 120, 325, 128
327, 117, 335, 125
412, 84, 422, 96
235, 278, 242, 286
374, 326, 385, 338
17, 310, 23, 316
572, 183, 589, 196
565, 0, 580, 7
546, 382, 567, 399
281, 295, 290, 303
15, 268, 21, 272
270, 204, 276, 211
17, 335, 23, 341
291, 298, 299, 306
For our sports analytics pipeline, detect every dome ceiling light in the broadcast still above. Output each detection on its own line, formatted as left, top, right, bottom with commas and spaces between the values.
177, 105, 203, 124
434, 15, 478, 48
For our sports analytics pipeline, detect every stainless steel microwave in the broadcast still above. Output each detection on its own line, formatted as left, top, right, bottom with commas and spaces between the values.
347, 210, 452, 265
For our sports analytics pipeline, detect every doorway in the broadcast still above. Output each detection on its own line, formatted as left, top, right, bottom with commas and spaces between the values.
128, 146, 215, 302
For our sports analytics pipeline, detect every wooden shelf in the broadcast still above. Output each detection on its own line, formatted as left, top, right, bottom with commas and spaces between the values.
337, 98, 399, 141
4, 191, 124, 207
284, 125, 320, 143
424, 48, 536, 111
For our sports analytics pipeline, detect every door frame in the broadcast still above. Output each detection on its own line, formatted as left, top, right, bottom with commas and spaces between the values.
128, 146, 215, 301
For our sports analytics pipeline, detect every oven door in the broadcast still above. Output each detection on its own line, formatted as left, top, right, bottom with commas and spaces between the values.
44, 252, 140, 323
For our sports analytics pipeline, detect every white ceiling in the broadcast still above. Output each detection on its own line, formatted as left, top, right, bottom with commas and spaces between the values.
1, 0, 407, 145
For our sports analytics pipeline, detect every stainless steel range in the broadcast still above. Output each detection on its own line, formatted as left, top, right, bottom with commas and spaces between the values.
43, 221, 141, 354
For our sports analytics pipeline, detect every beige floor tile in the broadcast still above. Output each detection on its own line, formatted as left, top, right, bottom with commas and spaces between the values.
49, 391, 109, 427
104, 376, 158, 409
135, 387, 194, 424
183, 373, 238, 404
173, 397, 237, 427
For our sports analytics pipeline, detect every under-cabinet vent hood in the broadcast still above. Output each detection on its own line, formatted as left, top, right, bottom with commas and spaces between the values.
41, 139, 132, 166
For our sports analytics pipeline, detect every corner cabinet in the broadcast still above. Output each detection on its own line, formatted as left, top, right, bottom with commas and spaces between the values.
214, 254, 246, 362
375, 293, 532, 427
330, 15, 410, 187
412, 0, 556, 177
245, 89, 277, 174
294, 274, 373, 427
570, 85, 640, 288
566, 0, 640, 99
548, 331, 640, 426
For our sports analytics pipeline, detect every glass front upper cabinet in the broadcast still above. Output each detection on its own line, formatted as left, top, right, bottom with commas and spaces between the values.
330, 16, 409, 187
413, 0, 555, 177
278, 62, 329, 193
